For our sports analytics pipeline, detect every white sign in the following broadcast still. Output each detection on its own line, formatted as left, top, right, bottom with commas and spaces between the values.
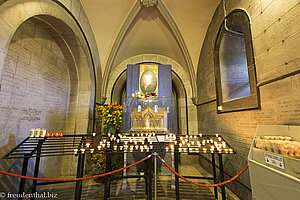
264, 152, 285, 169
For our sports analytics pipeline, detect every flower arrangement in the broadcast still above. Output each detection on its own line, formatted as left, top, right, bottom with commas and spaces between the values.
97, 103, 123, 135
145, 92, 157, 99
131, 91, 144, 99
131, 91, 158, 100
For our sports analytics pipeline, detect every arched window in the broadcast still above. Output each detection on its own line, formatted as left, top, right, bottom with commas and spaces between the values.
214, 10, 259, 113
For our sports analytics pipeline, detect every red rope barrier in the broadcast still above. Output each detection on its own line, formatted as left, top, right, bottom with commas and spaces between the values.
162, 158, 248, 187
0, 155, 151, 182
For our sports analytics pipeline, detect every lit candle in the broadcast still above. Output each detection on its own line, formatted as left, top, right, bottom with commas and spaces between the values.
199, 133, 202, 137
90, 148, 94, 153
222, 142, 226, 148
165, 147, 169, 152
229, 149, 233, 153
86, 143, 90, 148
225, 149, 228, 153
120, 146, 123, 150
203, 148, 207, 153
179, 147, 182, 152
135, 145, 139, 150
150, 145, 153, 149
215, 134, 219, 137
218, 137, 222, 141
74, 149, 78, 154
97, 145, 101, 150
80, 149, 85, 153
114, 145, 117, 150
93, 133, 96, 137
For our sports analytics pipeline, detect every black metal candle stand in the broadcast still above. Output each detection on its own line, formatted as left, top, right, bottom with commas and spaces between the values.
2, 133, 234, 200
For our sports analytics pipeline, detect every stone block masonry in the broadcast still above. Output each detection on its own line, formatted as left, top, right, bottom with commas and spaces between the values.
197, 0, 300, 199
0, 20, 70, 193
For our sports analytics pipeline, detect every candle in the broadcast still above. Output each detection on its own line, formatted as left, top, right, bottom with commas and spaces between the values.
222, 142, 226, 148
80, 149, 85, 153
90, 148, 94, 153
229, 149, 233, 153
114, 145, 117, 150
199, 133, 202, 137
216, 134, 219, 137
74, 149, 78, 154
97, 145, 101, 150
203, 148, 207, 153
93, 133, 96, 137
86, 143, 90, 148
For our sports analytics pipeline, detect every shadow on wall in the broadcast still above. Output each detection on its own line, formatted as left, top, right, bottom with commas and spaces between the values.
0, 135, 29, 193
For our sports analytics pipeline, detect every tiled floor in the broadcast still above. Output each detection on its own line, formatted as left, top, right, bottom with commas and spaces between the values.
37, 164, 240, 200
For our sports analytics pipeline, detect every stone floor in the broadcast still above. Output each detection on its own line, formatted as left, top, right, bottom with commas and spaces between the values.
37, 164, 240, 200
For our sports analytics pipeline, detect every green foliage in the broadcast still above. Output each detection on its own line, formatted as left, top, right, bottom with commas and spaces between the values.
86, 153, 124, 178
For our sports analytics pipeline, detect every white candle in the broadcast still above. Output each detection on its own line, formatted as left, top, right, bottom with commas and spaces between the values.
90, 149, 94, 153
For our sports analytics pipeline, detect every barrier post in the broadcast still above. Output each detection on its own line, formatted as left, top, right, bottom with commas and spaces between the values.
149, 153, 153, 200
153, 152, 157, 200
174, 151, 179, 200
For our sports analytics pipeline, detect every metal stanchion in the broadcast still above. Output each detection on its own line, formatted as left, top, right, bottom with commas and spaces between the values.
153, 152, 157, 200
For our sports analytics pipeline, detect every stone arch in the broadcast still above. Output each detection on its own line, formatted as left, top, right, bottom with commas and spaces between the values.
101, 0, 197, 101
106, 54, 197, 134
0, 0, 100, 134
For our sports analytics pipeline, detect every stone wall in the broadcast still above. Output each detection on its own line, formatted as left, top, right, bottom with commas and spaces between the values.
0, 20, 70, 192
197, 0, 300, 199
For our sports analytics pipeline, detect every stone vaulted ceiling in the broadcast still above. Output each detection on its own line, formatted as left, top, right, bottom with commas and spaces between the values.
80, 0, 220, 76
